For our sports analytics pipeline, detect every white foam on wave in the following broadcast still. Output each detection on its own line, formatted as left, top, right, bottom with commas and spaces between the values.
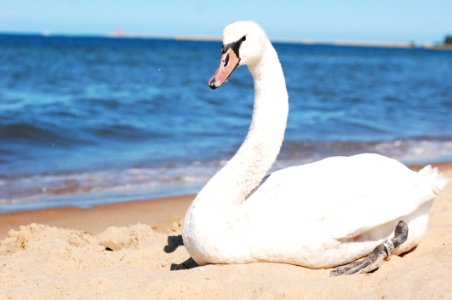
1, 139, 451, 212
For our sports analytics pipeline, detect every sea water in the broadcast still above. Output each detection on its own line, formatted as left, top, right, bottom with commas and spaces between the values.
1, 34, 451, 211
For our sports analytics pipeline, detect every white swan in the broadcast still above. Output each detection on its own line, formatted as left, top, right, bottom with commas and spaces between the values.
181, 20, 447, 274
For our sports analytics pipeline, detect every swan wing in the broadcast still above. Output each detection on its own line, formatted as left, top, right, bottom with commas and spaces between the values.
244, 154, 443, 240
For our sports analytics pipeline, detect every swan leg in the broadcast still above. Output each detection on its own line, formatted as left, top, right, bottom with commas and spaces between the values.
164, 235, 184, 253
330, 220, 408, 276
170, 257, 199, 271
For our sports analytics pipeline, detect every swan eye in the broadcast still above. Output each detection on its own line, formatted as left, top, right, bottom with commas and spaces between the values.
224, 53, 230, 67
221, 35, 246, 56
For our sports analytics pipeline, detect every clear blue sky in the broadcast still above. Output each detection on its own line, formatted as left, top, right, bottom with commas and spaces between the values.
1, 0, 451, 44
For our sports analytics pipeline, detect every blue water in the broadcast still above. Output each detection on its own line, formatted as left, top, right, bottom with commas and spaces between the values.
1, 34, 451, 212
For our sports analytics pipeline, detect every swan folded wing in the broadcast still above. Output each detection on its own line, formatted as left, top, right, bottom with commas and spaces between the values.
328, 161, 445, 240
245, 154, 440, 241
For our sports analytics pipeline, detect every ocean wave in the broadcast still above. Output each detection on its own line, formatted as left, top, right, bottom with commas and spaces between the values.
0, 123, 82, 146
1, 138, 451, 212
279, 138, 452, 165
0, 161, 221, 210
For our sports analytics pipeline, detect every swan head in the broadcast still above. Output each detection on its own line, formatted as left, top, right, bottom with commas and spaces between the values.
208, 20, 270, 89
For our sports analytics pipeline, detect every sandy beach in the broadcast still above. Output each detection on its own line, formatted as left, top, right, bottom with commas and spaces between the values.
0, 163, 451, 299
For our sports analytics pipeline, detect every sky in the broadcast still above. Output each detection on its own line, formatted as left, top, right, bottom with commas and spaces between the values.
1, 0, 451, 44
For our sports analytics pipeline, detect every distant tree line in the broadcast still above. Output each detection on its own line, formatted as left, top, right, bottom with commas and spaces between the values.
445, 35, 452, 45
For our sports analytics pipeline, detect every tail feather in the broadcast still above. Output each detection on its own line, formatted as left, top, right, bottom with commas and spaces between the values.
418, 165, 448, 195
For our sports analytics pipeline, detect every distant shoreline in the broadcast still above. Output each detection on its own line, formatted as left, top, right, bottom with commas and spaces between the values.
1, 31, 451, 51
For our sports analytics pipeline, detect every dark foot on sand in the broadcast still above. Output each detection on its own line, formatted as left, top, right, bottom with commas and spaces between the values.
170, 257, 199, 271
164, 235, 184, 253
330, 220, 408, 276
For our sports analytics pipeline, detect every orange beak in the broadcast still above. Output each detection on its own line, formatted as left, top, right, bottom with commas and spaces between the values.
208, 47, 240, 89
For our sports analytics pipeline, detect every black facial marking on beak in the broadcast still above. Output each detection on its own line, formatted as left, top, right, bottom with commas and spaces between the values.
224, 53, 230, 67
221, 35, 247, 57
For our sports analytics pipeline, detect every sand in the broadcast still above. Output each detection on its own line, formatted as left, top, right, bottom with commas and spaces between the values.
0, 165, 451, 299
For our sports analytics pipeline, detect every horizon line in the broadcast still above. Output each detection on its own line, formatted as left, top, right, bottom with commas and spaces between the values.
0, 30, 450, 50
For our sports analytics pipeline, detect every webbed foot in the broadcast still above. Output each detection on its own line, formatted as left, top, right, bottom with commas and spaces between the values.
330, 220, 409, 276
164, 235, 184, 253
170, 257, 199, 271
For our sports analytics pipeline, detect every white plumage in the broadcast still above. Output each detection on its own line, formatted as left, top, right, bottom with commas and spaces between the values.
182, 20, 447, 268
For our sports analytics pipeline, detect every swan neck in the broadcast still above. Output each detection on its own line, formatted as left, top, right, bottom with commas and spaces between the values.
197, 45, 288, 208
236, 47, 289, 196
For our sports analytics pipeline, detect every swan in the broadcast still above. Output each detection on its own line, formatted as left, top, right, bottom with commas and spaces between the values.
178, 20, 447, 275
